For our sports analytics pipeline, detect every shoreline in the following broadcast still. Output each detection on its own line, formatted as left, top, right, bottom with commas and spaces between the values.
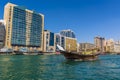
0, 52, 58, 55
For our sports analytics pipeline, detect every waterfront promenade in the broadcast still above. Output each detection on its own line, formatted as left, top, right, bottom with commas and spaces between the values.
0, 54, 120, 80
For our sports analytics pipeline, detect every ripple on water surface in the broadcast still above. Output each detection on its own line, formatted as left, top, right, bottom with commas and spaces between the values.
0, 54, 120, 80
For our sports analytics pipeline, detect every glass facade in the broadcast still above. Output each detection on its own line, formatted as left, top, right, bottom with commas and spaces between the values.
0, 22, 5, 48
49, 32, 54, 46
11, 6, 43, 47
61, 36, 65, 49
12, 6, 26, 46
56, 35, 60, 45
60, 30, 76, 38
29, 12, 42, 47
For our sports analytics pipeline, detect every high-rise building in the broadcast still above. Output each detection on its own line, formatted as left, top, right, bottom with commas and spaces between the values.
94, 36, 105, 53
0, 20, 5, 49
60, 29, 75, 38
4, 3, 44, 51
43, 30, 56, 52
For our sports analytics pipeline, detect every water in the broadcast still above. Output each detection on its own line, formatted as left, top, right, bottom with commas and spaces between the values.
0, 54, 120, 80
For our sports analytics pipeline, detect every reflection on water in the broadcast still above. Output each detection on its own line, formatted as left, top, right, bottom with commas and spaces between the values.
0, 54, 120, 80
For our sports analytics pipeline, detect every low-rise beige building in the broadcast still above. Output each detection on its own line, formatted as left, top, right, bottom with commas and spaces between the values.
43, 30, 56, 52
56, 33, 66, 50
65, 37, 77, 52
77, 43, 80, 52
114, 41, 120, 53
94, 36, 105, 53
104, 39, 114, 53
79, 43, 95, 51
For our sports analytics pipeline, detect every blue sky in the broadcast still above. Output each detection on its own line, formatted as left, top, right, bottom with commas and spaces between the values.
0, 0, 120, 43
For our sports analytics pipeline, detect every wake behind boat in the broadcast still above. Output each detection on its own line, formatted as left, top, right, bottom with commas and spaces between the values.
57, 45, 100, 61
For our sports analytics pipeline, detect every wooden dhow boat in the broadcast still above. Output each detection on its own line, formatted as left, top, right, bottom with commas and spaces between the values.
57, 45, 100, 61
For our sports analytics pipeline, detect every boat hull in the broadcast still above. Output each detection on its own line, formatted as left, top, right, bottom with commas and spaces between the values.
60, 51, 99, 61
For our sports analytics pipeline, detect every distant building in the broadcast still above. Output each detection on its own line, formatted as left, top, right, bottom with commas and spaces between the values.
79, 43, 95, 51
104, 39, 114, 53
43, 30, 56, 52
114, 41, 120, 53
60, 29, 75, 38
0, 20, 5, 49
94, 36, 105, 53
77, 43, 80, 52
4, 3, 44, 51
